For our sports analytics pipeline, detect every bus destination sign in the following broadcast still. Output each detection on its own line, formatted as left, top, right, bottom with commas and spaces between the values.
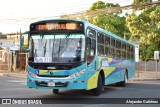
36, 22, 83, 31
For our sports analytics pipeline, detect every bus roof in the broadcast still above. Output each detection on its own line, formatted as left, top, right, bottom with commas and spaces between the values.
30, 18, 135, 46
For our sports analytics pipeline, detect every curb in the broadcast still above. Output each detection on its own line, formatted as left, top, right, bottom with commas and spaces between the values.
130, 78, 160, 81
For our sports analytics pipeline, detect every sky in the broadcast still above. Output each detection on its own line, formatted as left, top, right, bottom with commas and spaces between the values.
0, 0, 133, 34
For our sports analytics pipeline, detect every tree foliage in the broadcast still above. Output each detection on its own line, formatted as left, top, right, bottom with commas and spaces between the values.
89, 1, 106, 10
132, 0, 152, 10
88, 1, 130, 38
61, 1, 130, 38
132, 0, 152, 4
126, 5, 160, 60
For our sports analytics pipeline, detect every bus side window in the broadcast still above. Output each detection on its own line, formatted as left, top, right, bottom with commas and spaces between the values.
87, 28, 96, 39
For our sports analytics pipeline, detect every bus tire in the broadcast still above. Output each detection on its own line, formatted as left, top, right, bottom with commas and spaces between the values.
92, 74, 103, 96
117, 72, 128, 87
53, 89, 59, 94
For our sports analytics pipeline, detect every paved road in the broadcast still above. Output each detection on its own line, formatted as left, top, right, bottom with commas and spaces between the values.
0, 77, 160, 107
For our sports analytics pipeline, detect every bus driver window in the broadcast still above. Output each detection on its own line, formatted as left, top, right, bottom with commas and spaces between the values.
75, 40, 82, 61
87, 37, 95, 64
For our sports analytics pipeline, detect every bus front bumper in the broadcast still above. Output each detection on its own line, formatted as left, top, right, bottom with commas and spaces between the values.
27, 74, 86, 90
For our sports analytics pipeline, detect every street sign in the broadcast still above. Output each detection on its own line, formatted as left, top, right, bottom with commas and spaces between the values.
0, 40, 15, 48
154, 51, 159, 60
135, 45, 139, 62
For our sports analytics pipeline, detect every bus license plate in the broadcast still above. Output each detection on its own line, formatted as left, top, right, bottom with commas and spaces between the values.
48, 82, 55, 87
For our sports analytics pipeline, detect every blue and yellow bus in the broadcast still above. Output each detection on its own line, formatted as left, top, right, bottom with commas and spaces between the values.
26, 19, 135, 96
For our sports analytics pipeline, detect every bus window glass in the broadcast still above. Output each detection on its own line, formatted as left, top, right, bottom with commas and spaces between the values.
111, 38, 115, 47
126, 45, 130, 52
122, 51, 126, 59
29, 34, 85, 63
116, 40, 121, 49
87, 28, 96, 39
122, 43, 126, 51
98, 33, 104, 44
116, 50, 121, 58
105, 46, 110, 56
98, 45, 104, 56
87, 37, 96, 64
110, 48, 115, 57
105, 36, 110, 46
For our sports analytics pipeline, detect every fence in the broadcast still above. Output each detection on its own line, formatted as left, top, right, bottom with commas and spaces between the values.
137, 61, 160, 72
0, 50, 28, 72
15, 53, 28, 72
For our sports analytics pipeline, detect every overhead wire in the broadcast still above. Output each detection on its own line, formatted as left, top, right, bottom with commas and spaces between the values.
0, 0, 131, 22
0, 1, 160, 24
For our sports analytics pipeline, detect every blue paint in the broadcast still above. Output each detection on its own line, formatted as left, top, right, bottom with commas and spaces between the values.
35, 69, 39, 75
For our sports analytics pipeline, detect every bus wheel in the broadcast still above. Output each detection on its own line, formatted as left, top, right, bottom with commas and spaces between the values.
117, 72, 128, 87
53, 89, 59, 94
92, 74, 103, 96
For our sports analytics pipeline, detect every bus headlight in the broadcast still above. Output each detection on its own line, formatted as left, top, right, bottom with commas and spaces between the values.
29, 72, 38, 78
69, 69, 85, 79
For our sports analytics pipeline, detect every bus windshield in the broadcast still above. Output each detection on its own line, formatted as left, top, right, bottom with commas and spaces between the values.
29, 34, 85, 63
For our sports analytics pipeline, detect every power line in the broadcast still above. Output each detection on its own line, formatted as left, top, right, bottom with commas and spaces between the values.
66, 1, 160, 17
0, 0, 132, 22
1, 1, 160, 23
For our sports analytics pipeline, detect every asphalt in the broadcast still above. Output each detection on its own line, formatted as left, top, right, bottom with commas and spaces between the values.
0, 71, 160, 81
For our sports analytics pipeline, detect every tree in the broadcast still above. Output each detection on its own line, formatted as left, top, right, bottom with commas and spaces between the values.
61, 1, 130, 38
126, 5, 160, 60
88, 1, 129, 38
132, 0, 152, 10
132, 0, 152, 4
89, 1, 106, 10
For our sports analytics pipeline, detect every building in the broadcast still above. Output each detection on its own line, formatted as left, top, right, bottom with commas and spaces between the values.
0, 32, 27, 72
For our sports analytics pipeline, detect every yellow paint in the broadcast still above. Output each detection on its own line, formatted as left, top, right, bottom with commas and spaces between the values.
103, 67, 116, 77
87, 71, 99, 90
97, 57, 115, 79
108, 58, 112, 63
39, 70, 59, 75
87, 57, 114, 90
39, 70, 48, 75
98, 58, 102, 68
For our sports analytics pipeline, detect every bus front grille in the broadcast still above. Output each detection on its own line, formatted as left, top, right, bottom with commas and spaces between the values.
35, 81, 68, 87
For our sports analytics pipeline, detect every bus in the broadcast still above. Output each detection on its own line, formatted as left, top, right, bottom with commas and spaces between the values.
26, 19, 135, 96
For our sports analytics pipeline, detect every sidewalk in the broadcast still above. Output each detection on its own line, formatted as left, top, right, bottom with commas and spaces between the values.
0, 71, 160, 81
0, 72, 27, 79
131, 71, 160, 81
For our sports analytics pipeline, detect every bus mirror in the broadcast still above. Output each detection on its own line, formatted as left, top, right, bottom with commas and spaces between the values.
20, 32, 29, 52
